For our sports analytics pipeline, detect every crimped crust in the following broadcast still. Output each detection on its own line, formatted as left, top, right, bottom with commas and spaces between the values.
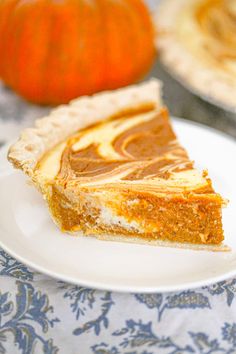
154, 0, 236, 112
8, 79, 162, 176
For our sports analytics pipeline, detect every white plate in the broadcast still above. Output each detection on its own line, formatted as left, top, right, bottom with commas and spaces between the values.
0, 118, 236, 293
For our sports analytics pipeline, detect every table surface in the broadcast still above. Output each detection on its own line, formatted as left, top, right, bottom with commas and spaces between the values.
0, 62, 236, 354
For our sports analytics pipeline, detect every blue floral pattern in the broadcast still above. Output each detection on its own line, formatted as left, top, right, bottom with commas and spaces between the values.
91, 322, 236, 353
0, 250, 34, 281
0, 281, 59, 354
0, 246, 236, 354
135, 291, 210, 321
205, 280, 236, 306
61, 285, 114, 335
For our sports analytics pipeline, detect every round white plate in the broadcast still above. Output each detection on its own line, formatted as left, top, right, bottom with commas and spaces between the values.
0, 118, 236, 293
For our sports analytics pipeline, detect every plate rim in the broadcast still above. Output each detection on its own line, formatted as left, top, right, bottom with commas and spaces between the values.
1, 237, 236, 293
1, 117, 236, 293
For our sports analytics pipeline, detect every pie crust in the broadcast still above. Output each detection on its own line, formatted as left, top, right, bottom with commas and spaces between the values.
8, 79, 228, 251
8, 80, 161, 175
154, 0, 236, 112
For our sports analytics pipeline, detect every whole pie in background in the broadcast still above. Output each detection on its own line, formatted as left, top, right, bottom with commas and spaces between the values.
8, 80, 228, 251
154, 0, 236, 112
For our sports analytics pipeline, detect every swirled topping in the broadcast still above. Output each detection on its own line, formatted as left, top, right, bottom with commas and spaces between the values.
196, 0, 236, 67
177, 0, 236, 77
37, 108, 212, 193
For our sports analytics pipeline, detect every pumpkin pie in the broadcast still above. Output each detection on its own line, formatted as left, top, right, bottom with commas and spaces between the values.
154, 0, 236, 111
8, 79, 228, 251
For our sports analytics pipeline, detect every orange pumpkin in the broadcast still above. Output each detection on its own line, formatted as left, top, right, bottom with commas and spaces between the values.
0, 0, 155, 105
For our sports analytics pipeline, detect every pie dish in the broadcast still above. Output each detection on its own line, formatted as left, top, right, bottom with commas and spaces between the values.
154, 0, 236, 112
8, 79, 228, 251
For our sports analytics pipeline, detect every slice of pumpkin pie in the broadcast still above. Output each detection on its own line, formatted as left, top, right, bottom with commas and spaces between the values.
8, 79, 228, 251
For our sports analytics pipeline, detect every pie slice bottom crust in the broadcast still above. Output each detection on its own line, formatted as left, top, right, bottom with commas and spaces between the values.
8, 80, 228, 251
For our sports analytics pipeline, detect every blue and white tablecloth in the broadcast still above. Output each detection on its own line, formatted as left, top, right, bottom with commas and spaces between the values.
1, 247, 236, 354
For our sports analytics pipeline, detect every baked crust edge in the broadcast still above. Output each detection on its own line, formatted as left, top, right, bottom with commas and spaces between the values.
72, 232, 230, 252
8, 79, 162, 176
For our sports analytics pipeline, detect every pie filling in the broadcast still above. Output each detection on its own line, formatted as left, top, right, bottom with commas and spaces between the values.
177, 0, 236, 78
36, 108, 224, 245
196, 0, 236, 66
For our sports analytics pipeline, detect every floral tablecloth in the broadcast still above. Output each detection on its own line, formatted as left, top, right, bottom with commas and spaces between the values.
1, 248, 236, 354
